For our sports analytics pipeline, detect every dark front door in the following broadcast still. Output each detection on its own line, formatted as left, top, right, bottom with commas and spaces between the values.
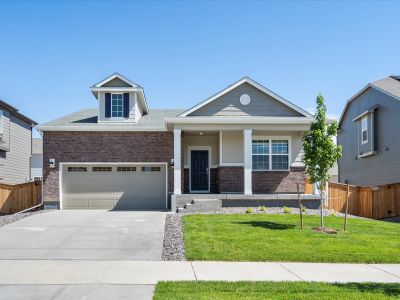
190, 150, 209, 192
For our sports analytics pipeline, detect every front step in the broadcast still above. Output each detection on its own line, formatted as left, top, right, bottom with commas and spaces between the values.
178, 199, 222, 213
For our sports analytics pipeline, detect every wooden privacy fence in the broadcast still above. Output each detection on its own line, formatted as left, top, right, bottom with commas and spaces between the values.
0, 182, 42, 214
327, 182, 400, 219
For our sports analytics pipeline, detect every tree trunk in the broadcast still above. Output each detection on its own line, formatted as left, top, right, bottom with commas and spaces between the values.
319, 184, 325, 228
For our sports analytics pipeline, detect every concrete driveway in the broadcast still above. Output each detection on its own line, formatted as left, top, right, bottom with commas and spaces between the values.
0, 210, 166, 260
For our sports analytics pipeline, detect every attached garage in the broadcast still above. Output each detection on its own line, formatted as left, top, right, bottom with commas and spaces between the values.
61, 163, 167, 210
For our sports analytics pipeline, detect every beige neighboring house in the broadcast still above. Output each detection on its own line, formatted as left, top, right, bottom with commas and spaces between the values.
0, 100, 37, 184
31, 138, 43, 181
39, 74, 317, 211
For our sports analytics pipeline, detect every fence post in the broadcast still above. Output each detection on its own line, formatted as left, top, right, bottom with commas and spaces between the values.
344, 185, 350, 231
297, 183, 303, 230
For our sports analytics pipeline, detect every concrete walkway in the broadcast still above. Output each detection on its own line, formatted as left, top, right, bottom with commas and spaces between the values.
0, 260, 399, 284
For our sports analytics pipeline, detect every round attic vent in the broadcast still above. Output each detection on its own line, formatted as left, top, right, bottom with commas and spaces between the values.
239, 94, 251, 105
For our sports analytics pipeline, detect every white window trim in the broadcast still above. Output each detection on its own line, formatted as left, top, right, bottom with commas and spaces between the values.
188, 146, 211, 193
361, 115, 368, 145
252, 136, 291, 171
111, 93, 124, 119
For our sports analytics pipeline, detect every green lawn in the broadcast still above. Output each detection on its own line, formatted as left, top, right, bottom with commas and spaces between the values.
182, 214, 400, 263
154, 281, 400, 300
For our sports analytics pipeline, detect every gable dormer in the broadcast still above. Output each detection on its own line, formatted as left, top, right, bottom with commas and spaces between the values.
91, 73, 149, 123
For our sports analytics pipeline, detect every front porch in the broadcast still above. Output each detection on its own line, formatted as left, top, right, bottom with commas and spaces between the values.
172, 128, 308, 197
171, 193, 320, 212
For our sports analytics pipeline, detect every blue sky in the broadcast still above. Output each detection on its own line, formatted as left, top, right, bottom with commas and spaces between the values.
0, 0, 399, 136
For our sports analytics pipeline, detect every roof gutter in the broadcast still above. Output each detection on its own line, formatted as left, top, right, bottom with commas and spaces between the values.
165, 117, 314, 125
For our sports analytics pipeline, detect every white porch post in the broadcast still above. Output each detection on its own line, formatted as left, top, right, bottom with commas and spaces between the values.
244, 129, 253, 195
173, 128, 182, 195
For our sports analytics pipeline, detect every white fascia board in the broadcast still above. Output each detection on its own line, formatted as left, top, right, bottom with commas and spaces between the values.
179, 77, 313, 118
165, 116, 314, 125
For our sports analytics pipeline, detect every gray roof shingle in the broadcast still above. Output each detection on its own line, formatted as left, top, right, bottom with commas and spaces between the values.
372, 76, 400, 99
39, 108, 184, 131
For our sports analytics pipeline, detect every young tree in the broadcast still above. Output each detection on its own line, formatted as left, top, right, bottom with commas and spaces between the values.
303, 94, 342, 228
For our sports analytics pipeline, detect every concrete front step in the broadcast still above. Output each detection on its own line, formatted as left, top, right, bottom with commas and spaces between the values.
178, 199, 222, 213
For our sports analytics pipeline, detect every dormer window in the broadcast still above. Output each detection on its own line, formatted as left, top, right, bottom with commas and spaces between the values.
91, 73, 149, 123
111, 94, 123, 118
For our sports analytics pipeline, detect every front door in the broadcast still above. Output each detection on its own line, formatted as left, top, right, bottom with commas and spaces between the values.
190, 150, 209, 192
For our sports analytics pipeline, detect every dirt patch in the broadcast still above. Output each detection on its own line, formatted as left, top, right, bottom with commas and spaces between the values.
313, 227, 338, 234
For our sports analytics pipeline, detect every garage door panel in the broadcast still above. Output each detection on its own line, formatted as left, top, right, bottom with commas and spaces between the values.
62, 164, 166, 210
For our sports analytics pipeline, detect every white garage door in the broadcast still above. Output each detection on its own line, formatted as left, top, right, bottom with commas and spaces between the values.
61, 164, 167, 210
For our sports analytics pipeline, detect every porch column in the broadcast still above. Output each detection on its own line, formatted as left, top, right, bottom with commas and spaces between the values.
173, 128, 182, 194
243, 129, 252, 195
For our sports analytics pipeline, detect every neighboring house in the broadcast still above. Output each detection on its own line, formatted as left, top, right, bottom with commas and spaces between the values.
0, 100, 37, 184
338, 75, 400, 187
31, 138, 43, 181
39, 73, 315, 210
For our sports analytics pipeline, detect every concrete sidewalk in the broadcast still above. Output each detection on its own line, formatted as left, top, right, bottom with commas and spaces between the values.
0, 260, 399, 284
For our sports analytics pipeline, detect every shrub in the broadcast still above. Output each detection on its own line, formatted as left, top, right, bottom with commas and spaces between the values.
245, 208, 254, 214
283, 206, 292, 214
258, 206, 267, 212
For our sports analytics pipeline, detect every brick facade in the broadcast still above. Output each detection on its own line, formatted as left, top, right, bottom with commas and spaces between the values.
43, 131, 174, 201
44, 131, 306, 202
218, 167, 244, 193
252, 167, 306, 193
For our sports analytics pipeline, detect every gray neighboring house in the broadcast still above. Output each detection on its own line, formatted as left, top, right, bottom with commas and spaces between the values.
0, 100, 37, 184
31, 138, 43, 181
338, 75, 400, 187
39, 73, 315, 211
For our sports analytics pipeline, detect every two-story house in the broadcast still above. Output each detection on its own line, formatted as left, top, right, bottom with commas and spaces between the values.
0, 100, 37, 184
338, 76, 400, 186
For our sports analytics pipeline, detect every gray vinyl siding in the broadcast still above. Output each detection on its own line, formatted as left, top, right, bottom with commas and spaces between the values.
189, 82, 304, 117
0, 109, 10, 151
338, 87, 400, 186
0, 113, 32, 184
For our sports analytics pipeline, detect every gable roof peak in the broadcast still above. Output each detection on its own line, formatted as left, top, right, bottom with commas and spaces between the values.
179, 76, 313, 118
91, 73, 141, 88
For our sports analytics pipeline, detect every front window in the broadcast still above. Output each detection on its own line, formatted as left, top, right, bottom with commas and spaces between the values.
252, 138, 289, 170
361, 116, 368, 144
271, 140, 289, 170
252, 140, 269, 170
111, 93, 123, 117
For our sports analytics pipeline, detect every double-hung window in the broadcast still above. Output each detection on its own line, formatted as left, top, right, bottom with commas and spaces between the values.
361, 116, 368, 144
271, 140, 289, 170
252, 138, 290, 170
252, 140, 269, 170
111, 94, 123, 118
